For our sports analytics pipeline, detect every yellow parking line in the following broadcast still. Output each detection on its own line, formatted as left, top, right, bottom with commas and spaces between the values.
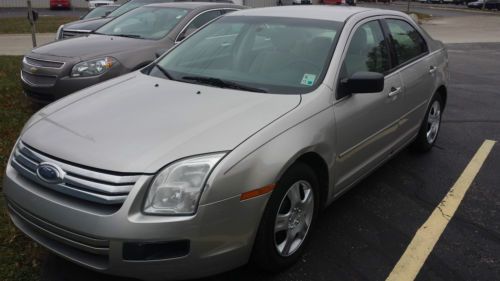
386, 139, 496, 281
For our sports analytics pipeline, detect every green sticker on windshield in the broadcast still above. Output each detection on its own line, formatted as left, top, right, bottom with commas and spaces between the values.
301, 74, 316, 86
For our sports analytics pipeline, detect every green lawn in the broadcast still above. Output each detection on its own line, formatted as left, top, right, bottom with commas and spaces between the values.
0, 16, 78, 34
0, 56, 42, 281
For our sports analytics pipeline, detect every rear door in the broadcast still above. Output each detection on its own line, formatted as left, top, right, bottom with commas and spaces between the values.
382, 18, 436, 138
333, 19, 405, 191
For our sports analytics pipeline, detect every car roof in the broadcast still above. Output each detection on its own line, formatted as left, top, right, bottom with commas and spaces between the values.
227, 6, 386, 22
146, 2, 242, 10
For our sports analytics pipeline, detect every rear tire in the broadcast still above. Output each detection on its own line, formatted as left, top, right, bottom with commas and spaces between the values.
251, 162, 319, 272
411, 93, 443, 152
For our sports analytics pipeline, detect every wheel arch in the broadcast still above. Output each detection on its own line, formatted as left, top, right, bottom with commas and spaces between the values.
436, 84, 447, 111
291, 152, 330, 210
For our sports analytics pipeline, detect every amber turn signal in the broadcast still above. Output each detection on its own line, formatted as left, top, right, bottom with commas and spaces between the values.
240, 184, 276, 201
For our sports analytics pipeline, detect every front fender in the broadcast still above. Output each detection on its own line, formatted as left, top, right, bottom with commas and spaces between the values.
200, 85, 337, 206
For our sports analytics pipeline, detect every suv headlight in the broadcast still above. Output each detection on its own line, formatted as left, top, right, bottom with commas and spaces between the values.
71, 57, 116, 77
143, 153, 226, 215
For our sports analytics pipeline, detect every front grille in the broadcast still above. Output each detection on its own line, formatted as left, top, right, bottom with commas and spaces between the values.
21, 70, 57, 87
10, 141, 141, 206
24, 57, 64, 68
62, 30, 89, 39
7, 200, 109, 269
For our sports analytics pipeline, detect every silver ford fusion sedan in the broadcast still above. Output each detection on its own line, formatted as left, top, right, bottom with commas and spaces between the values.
4, 6, 448, 280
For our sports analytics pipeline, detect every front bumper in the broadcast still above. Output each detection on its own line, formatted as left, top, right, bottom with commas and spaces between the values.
3, 163, 268, 280
21, 73, 103, 103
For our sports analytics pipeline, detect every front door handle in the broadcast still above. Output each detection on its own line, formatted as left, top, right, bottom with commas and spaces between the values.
388, 87, 401, 98
429, 66, 437, 74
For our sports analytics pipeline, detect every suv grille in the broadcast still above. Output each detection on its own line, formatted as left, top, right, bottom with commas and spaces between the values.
10, 141, 141, 205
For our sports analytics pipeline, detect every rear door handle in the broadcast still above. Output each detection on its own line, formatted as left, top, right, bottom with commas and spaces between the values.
429, 66, 437, 74
388, 87, 401, 98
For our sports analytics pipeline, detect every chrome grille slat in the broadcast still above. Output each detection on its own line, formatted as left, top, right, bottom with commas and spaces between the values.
18, 142, 140, 184
11, 142, 140, 205
11, 158, 128, 204
64, 174, 133, 195
14, 148, 38, 171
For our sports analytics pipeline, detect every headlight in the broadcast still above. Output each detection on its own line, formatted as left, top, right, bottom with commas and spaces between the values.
56, 25, 64, 40
70, 57, 116, 77
143, 153, 226, 215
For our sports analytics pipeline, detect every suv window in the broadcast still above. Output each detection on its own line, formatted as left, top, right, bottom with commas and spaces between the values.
177, 10, 222, 41
386, 19, 428, 65
342, 20, 390, 78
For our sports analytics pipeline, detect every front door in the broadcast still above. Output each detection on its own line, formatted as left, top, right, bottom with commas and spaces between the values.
333, 19, 405, 191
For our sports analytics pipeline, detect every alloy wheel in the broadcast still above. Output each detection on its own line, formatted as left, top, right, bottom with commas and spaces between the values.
274, 180, 314, 257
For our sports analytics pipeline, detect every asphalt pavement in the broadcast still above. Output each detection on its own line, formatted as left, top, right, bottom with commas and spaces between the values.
35, 42, 500, 281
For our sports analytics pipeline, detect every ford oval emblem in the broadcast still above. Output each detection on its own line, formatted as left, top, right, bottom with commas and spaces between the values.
36, 162, 65, 184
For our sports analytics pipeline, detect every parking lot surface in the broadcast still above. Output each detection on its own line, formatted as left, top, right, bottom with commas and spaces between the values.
35, 41, 500, 281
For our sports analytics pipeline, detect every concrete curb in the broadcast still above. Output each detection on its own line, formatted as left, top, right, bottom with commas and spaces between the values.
0, 33, 55, 55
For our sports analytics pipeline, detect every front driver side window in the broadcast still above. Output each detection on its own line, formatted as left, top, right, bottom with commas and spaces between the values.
177, 10, 222, 42
342, 20, 391, 79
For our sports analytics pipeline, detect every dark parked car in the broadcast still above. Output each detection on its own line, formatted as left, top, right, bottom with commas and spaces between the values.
22, 2, 244, 103
56, 0, 233, 40
80, 4, 119, 20
467, 0, 500, 8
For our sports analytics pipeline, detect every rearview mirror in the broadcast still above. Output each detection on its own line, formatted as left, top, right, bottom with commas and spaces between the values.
341, 71, 384, 95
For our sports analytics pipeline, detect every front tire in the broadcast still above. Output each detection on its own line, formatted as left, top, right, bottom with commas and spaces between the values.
411, 93, 443, 152
251, 162, 319, 272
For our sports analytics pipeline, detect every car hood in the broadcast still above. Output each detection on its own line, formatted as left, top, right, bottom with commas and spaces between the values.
21, 73, 301, 173
63, 17, 113, 32
32, 34, 155, 60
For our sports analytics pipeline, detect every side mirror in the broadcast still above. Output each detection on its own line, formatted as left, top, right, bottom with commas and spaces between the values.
341, 71, 384, 95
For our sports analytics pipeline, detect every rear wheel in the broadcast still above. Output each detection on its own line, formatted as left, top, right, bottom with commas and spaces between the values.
411, 93, 443, 152
252, 162, 319, 271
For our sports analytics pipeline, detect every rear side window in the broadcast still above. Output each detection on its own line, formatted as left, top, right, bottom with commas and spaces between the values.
386, 19, 428, 66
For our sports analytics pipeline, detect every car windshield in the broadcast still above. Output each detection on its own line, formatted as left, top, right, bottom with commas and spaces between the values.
151, 16, 341, 94
83, 6, 117, 19
96, 7, 188, 40
107, 0, 171, 18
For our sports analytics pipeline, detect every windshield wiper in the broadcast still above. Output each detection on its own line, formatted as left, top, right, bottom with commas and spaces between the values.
181, 76, 267, 93
112, 34, 143, 39
154, 64, 174, 80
